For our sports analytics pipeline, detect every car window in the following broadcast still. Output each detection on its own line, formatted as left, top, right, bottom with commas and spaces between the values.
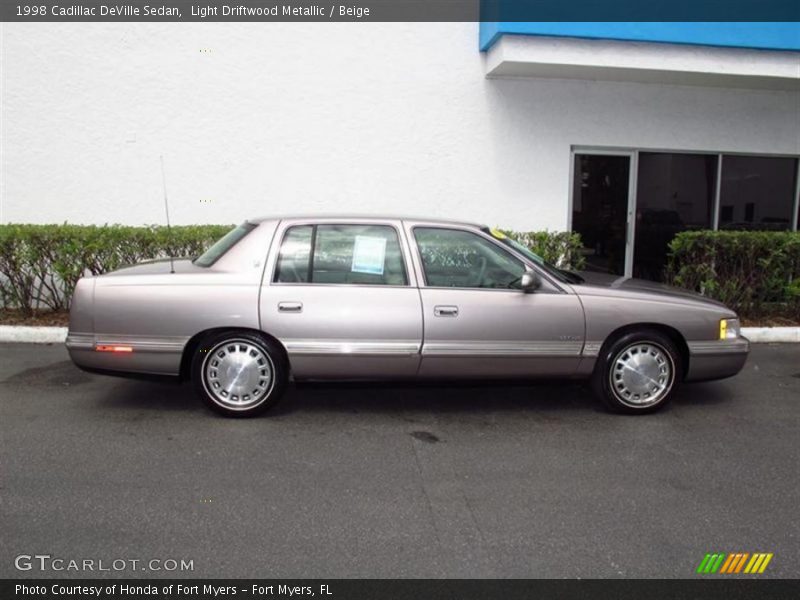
274, 224, 408, 286
483, 227, 581, 284
414, 227, 526, 289
193, 222, 256, 268
274, 225, 313, 282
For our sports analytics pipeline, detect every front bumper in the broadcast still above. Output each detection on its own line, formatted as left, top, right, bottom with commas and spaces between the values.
685, 337, 750, 382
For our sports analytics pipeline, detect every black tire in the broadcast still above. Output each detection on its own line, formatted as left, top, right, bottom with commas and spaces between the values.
591, 329, 682, 414
191, 331, 288, 417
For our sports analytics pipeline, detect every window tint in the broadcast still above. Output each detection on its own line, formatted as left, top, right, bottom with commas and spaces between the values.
633, 152, 717, 281
274, 225, 313, 282
719, 156, 798, 231
194, 222, 256, 267
414, 228, 525, 289
274, 224, 407, 286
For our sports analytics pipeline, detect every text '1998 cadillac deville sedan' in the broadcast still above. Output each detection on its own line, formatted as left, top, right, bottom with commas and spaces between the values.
66, 216, 749, 417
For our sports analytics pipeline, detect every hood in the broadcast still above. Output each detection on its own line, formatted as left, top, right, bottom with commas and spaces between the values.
99, 258, 204, 277
574, 271, 728, 309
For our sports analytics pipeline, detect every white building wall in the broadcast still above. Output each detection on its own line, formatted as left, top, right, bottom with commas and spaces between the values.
1, 23, 798, 230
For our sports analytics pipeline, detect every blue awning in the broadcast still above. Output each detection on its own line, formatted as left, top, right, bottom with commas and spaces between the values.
480, 22, 800, 53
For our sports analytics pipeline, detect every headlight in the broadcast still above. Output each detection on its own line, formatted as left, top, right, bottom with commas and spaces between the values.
720, 318, 741, 340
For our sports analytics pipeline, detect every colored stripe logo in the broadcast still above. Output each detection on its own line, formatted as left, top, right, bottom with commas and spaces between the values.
697, 552, 773, 574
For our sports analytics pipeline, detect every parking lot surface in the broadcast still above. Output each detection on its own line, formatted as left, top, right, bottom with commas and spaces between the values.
1, 343, 798, 578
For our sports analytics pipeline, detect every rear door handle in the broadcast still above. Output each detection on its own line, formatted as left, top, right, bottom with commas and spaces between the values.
434, 305, 459, 317
278, 301, 303, 313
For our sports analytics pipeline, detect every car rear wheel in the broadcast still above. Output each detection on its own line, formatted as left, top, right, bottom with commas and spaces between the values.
591, 330, 681, 414
191, 331, 287, 417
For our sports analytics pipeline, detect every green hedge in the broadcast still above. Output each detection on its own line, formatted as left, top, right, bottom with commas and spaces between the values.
0, 224, 584, 316
501, 230, 586, 271
667, 230, 800, 318
0, 224, 232, 315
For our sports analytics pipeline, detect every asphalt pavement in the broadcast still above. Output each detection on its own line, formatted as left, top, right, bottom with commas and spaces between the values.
1, 342, 798, 578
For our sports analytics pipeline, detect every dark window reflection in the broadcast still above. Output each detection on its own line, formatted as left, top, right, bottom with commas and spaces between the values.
719, 155, 798, 231
572, 154, 630, 276
633, 153, 717, 281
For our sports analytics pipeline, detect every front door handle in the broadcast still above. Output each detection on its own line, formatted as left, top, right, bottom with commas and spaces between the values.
434, 305, 459, 317
278, 301, 303, 313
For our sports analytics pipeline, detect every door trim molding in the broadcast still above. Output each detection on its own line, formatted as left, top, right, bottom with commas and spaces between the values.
283, 339, 421, 356
421, 341, 583, 357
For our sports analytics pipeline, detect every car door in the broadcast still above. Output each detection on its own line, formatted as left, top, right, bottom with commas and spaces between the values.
259, 219, 423, 379
407, 223, 585, 378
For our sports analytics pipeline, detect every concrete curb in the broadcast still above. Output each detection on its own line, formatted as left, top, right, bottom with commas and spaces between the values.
741, 327, 800, 343
0, 325, 798, 344
0, 326, 69, 344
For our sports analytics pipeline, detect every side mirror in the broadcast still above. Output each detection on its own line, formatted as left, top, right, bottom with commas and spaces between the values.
520, 270, 539, 293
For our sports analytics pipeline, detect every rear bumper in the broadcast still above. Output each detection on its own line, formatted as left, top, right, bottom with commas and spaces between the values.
685, 337, 750, 382
65, 332, 186, 377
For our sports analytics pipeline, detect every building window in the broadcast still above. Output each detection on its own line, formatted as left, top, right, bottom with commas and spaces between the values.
718, 155, 798, 231
571, 148, 799, 283
633, 153, 717, 280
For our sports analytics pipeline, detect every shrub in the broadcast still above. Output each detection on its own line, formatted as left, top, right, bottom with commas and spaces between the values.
0, 224, 587, 316
501, 230, 586, 271
0, 224, 232, 316
667, 230, 800, 318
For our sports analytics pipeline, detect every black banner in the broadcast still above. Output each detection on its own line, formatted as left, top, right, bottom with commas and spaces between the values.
3, 579, 800, 600
2, 0, 799, 22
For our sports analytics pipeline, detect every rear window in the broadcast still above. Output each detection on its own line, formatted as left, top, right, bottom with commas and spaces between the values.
194, 223, 256, 267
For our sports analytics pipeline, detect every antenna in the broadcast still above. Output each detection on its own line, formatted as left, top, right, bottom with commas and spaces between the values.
160, 155, 175, 274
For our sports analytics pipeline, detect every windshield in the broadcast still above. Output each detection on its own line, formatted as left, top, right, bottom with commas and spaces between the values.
482, 228, 584, 284
194, 222, 257, 267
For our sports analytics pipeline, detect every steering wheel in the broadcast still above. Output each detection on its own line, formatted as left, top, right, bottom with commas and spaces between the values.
469, 257, 487, 287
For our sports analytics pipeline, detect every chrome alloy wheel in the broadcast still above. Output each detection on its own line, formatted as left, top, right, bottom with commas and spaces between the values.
201, 339, 275, 410
609, 342, 674, 408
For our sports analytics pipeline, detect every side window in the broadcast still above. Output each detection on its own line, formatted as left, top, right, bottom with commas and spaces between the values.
414, 227, 525, 289
274, 224, 408, 286
274, 225, 312, 282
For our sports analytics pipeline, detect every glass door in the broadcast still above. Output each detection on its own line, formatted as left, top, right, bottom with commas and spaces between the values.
571, 153, 634, 276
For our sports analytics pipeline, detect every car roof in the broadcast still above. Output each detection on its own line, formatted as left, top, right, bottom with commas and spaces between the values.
248, 214, 485, 229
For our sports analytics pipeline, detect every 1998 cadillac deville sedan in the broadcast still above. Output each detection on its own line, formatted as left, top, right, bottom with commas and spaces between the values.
66, 216, 749, 417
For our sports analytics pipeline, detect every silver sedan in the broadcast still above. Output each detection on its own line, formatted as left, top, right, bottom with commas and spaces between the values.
66, 216, 749, 417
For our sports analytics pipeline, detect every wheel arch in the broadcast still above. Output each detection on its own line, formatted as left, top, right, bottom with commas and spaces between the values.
179, 327, 290, 382
598, 323, 690, 380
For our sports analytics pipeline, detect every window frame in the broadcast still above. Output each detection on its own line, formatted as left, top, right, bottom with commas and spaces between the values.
410, 224, 564, 293
271, 221, 412, 288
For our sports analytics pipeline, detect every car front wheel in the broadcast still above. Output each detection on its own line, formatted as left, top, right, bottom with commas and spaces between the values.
191, 331, 287, 417
592, 330, 681, 414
